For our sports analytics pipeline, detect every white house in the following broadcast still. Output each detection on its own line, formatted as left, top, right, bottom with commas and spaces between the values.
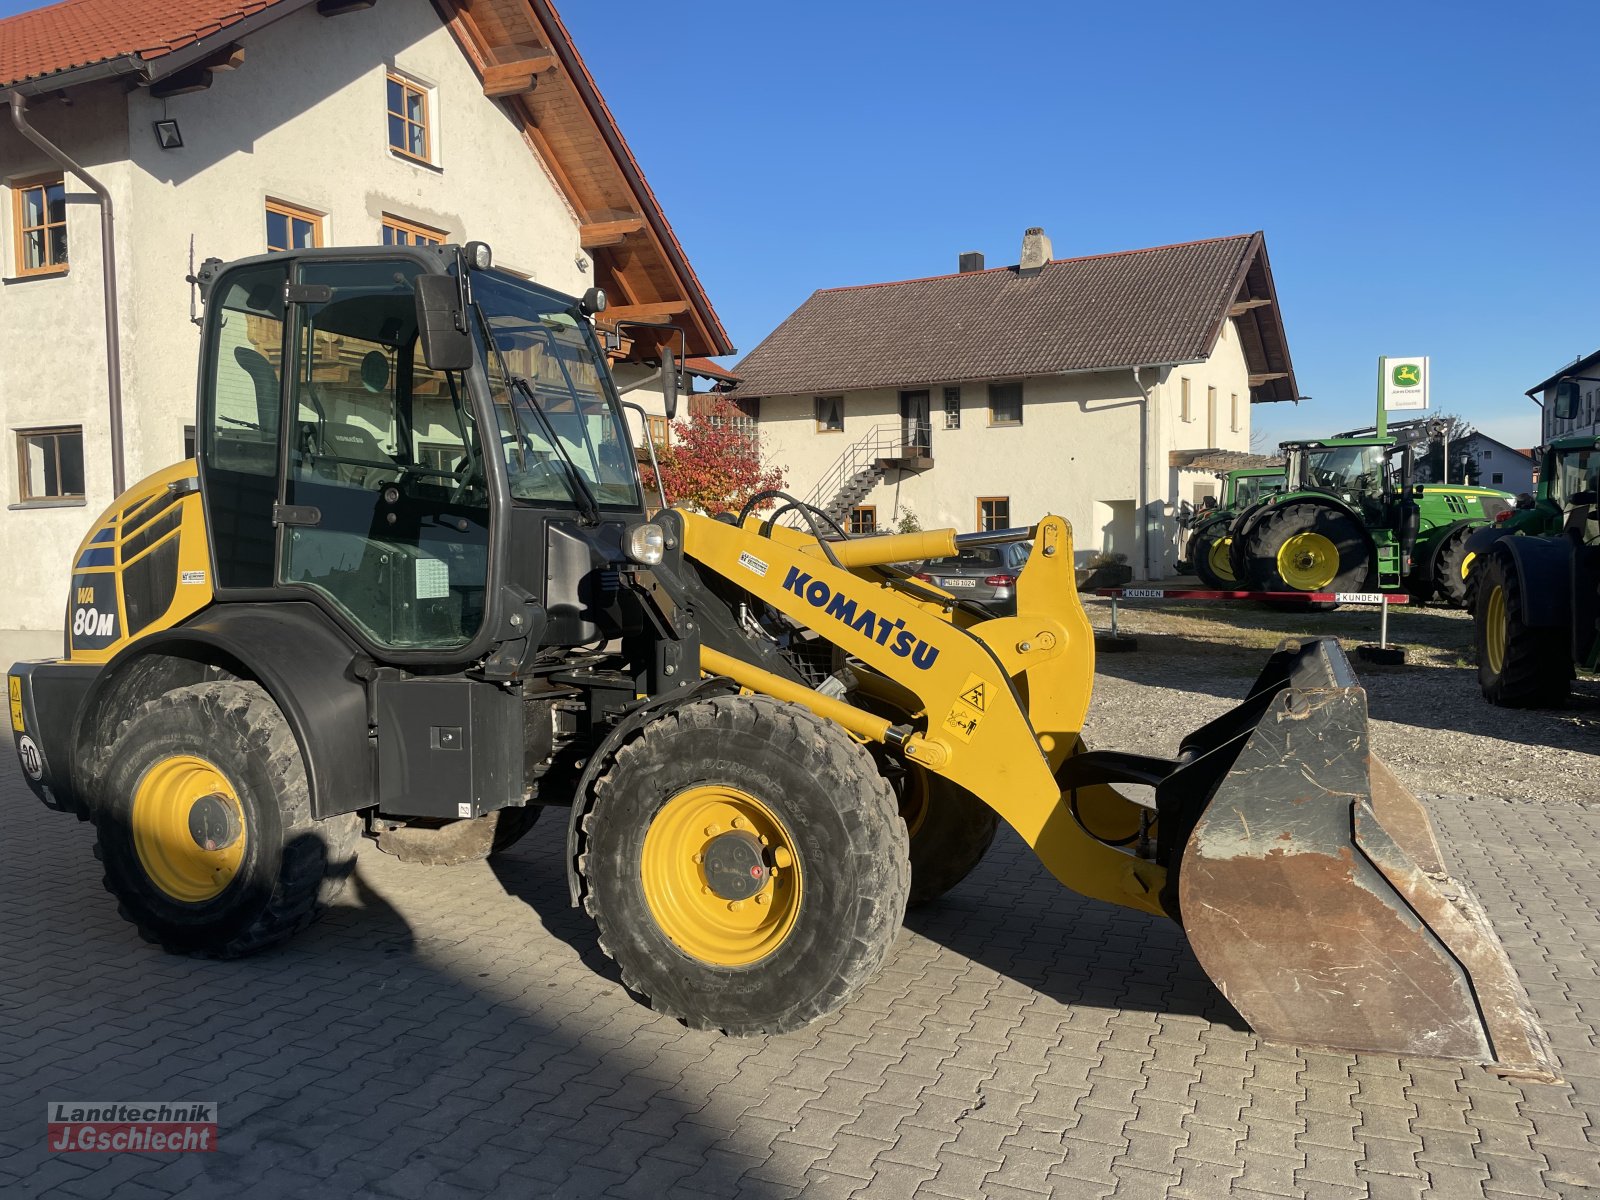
1455, 432, 1536, 494
728, 229, 1298, 578
1527, 348, 1600, 444
0, 0, 730, 630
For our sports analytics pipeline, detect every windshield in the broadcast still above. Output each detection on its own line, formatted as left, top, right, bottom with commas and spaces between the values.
1234, 473, 1284, 506
1552, 446, 1595, 511
470, 272, 641, 510
1302, 445, 1385, 494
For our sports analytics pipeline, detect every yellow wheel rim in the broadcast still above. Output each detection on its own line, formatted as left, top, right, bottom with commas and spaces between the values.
1485, 584, 1507, 674
1207, 536, 1236, 584
640, 785, 803, 967
1276, 531, 1340, 591
132, 755, 247, 903
1461, 550, 1477, 582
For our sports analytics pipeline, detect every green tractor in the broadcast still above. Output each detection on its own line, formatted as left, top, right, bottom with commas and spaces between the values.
1462, 433, 1598, 607
1186, 467, 1286, 589
1226, 427, 1512, 604
1473, 380, 1599, 706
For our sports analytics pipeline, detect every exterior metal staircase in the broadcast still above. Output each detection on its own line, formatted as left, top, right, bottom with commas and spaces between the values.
803, 422, 934, 523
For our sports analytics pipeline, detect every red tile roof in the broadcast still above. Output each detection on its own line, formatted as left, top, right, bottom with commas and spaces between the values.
732, 233, 1298, 403
684, 356, 738, 382
0, 0, 289, 89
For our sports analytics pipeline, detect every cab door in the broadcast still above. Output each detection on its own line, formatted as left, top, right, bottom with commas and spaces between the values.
275, 259, 493, 655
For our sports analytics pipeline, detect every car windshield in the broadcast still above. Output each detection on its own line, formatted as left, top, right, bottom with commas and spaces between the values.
471, 272, 641, 510
1302, 445, 1385, 494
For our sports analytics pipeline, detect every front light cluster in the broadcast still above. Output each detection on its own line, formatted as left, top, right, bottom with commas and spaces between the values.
626, 522, 666, 566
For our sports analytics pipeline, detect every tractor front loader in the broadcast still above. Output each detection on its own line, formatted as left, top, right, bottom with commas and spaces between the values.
7, 243, 1553, 1076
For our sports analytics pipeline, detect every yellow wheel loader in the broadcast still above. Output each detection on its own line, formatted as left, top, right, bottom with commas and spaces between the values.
8, 243, 1553, 1074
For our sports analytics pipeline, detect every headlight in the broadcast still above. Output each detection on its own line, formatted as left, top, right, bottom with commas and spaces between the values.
464, 240, 493, 270
625, 523, 666, 566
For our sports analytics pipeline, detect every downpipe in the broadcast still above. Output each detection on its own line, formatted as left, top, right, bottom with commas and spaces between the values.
9, 93, 126, 495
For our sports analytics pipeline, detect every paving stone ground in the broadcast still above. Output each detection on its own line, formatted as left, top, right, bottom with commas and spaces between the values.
0, 760, 1596, 1198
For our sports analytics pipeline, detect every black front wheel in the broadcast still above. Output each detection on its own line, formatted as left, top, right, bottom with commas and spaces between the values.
1240, 504, 1369, 601
1190, 523, 1238, 590
1431, 528, 1474, 608
92, 681, 359, 957
578, 695, 910, 1035
1475, 554, 1571, 707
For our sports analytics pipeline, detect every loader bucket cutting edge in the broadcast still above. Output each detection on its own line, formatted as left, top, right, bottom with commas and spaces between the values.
1172, 639, 1558, 1081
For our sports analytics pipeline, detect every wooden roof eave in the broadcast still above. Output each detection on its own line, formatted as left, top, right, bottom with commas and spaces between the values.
434, 0, 730, 361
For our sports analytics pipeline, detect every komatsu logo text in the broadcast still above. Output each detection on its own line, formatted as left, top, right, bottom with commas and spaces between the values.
781, 567, 940, 670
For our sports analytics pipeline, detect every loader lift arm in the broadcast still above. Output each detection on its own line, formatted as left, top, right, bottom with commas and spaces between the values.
663, 506, 1557, 1079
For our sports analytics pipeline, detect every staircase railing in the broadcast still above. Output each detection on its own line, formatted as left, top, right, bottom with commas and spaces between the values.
802, 422, 932, 512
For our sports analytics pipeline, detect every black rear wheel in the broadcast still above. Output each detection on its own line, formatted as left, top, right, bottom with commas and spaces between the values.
898, 766, 999, 907
1241, 503, 1369, 598
1191, 523, 1238, 590
578, 695, 910, 1035
92, 681, 359, 957
1431, 528, 1474, 607
1475, 554, 1571, 707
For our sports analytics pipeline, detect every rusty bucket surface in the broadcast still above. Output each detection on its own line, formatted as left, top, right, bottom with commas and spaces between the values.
1174, 639, 1556, 1080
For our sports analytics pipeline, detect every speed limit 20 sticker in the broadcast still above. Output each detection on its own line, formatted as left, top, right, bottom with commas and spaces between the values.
17, 735, 43, 781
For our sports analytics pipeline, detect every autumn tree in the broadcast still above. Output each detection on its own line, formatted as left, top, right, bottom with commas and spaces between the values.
652, 397, 786, 514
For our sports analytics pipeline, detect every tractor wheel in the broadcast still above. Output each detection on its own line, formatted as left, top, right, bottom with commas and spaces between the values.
1191, 525, 1238, 590
91, 681, 360, 957
579, 694, 910, 1035
376, 806, 541, 866
1431, 529, 1474, 608
1475, 555, 1571, 707
898, 765, 999, 907
1241, 504, 1369, 598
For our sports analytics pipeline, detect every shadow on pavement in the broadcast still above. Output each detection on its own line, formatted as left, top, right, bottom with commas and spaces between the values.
0, 760, 778, 1199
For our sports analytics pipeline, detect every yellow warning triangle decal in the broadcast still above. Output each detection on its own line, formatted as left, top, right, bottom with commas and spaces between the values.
960, 681, 986, 711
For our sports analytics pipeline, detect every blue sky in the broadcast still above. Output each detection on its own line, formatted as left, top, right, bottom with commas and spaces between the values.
556, 0, 1599, 451
3, 0, 1594, 450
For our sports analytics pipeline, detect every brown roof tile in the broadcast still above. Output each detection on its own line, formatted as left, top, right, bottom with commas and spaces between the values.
732, 233, 1297, 402
0, 0, 288, 89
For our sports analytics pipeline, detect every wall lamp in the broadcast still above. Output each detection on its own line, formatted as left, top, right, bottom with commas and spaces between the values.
153, 119, 183, 150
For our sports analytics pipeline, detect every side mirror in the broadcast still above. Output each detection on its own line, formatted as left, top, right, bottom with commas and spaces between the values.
415, 274, 473, 372
660, 347, 679, 421
1553, 380, 1582, 421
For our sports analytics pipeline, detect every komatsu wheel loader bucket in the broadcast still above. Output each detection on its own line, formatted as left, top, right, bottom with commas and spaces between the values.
1172, 639, 1556, 1079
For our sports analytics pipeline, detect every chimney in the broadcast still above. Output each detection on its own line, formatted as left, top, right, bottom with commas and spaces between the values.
958, 251, 985, 274
1018, 227, 1052, 277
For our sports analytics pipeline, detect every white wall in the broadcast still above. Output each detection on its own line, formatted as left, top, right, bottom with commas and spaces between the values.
0, 82, 134, 631
0, 0, 594, 629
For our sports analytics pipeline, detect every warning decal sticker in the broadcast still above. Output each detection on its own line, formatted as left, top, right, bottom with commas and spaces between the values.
943, 673, 990, 743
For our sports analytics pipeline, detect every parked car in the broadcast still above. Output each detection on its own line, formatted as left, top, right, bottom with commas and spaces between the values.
913, 541, 1032, 613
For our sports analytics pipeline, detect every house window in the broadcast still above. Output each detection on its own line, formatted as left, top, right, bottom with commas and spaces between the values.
184, 425, 196, 459
1180, 377, 1192, 422
978, 496, 1011, 531
815, 395, 844, 433
988, 382, 1022, 426
1230, 392, 1240, 433
12, 175, 68, 276
1491, 472, 1504, 485
1480, 449, 1492, 460
382, 214, 446, 247
265, 200, 322, 252
17, 426, 84, 502
849, 505, 876, 535
387, 73, 432, 163
646, 415, 671, 450
1207, 386, 1217, 444
943, 387, 961, 430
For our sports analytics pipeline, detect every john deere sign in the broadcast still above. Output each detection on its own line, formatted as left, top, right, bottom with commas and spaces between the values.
1381, 355, 1430, 411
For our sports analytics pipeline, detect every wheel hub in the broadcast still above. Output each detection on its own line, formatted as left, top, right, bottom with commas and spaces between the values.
188, 794, 242, 852
701, 830, 769, 900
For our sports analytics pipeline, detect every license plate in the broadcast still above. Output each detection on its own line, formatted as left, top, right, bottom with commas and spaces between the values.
942, 577, 977, 588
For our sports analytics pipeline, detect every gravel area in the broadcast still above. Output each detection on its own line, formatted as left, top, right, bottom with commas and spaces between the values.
1080, 594, 1599, 806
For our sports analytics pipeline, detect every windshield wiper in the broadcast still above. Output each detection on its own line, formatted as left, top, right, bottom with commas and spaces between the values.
508, 375, 601, 524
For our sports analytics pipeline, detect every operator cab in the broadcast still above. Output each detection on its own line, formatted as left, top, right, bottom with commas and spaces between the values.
195, 243, 654, 668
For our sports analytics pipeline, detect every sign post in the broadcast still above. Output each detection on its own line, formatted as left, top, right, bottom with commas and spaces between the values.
1381, 356, 1430, 414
